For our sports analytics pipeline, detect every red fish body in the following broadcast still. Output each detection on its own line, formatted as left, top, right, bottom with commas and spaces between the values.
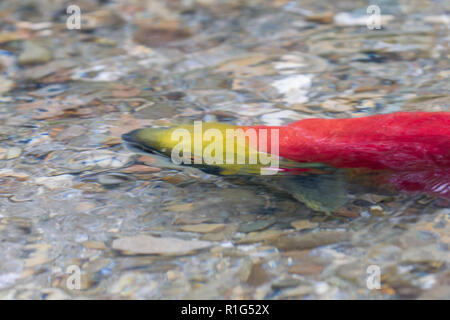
245, 112, 450, 198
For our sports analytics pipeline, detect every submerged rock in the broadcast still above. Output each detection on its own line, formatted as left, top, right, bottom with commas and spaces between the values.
180, 224, 226, 233
238, 219, 276, 233
112, 235, 213, 255
275, 231, 351, 251
0, 147, 22, 160
0, 77, 14, 95
18, 41, 53, 66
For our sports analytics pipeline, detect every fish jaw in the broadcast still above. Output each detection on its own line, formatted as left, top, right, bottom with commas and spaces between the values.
122, 127, 179, 157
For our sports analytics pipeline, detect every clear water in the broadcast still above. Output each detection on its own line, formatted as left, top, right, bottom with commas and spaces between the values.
0, 0, 448, 299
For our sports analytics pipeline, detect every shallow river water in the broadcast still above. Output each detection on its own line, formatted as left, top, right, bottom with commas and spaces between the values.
0, 0, 449, 299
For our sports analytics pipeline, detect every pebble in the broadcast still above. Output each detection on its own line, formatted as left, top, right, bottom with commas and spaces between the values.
165, 203, 195, 212
423, 15, 450, 25
353, 199, 374, 207
369, 205, 385, 216
109, 273, 157, 297
306, 12, 334, 24
24, 243, 51, 268
0, 32, 21, 44
271, 75, 312, 105
246, 262, 271, 287
260, 110, 303, 126
321, 99, 353, 112
54, 125, 86, 141
336, 263, 365, 284
275, 231, 351, 251
401, 245, 444, 265
120, 165, 161, 174
334, 12, 394, 27
0, 169, 29, 180
290, 220, 318, 231
81, 9, 124, 30
368, 244, 402, 262
0, 77, 14, 95
314, 281, 330, 295
238, 219, 276, 233
41, 288, 70, 300
82, 241, 106, 250
282, 249, 311, 260
69, 151, 131, 169
0, 147, 22, 160
18, 41, 53, 66
236, 230, 285, 245
137, 155, 156, 164
241, 262, 270, 287
112, 235, 213, 255
34, 175, 74, 190
97, 173, 135, 186
133, 20, 192, 47
0, 273, 20, 290
271, 278, 302, 290
278, 285, 313, 298
181, 223, 226, 233
288, 262, 324, 276
201, 225, 238, 241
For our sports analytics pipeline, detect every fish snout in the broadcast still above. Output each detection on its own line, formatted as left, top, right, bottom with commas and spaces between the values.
121, 127, 170, 155
121, 129, 141, 143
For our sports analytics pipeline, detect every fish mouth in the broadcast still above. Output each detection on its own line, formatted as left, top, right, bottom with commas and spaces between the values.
122, 130, 148, 151
121, 129, 141, 143
121, 129, 166, 156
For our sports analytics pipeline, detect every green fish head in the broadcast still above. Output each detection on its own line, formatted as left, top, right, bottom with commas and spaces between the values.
122, 127, 174, 156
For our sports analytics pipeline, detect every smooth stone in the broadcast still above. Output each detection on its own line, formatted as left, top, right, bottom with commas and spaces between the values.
336, 262, 365, 285
290, 220, 318, 231
246, 262, 271, 287
0, 77, 14, 95
288, 262, 324, 275
112, 235, 213, 256
0, 147, 22, 160
181, 224, 226, 234
321, 99, 353, 112
274, 231, 351, 251
82, 241, 106, 250
271, 278, 302, 290
19, 41, 53, 65
98, 173, 134, 185
34, 175, 74, 190
121, 165, 161, 173
238, 219, 276, 233
236, 230, 285, 244
369, 205, 385, 216
306, 12, 334, 24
